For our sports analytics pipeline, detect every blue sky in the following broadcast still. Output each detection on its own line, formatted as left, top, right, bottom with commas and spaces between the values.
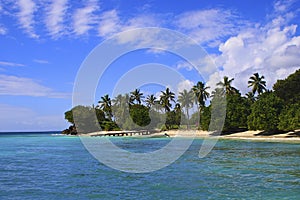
0, 0, 300, 131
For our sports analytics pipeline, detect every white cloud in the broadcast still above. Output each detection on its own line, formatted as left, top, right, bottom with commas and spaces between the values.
213, 11, 300, 94
273, 0, 295, 13
0, 61, 25, 67
175, 9, 247, 46
177, 80, 194, 93
98, 10, 162, 38
33, 59, 49, 64
45, 0, 68, 38
0, 103, 69, 131
0, 25, 6, 35
98, 9, 122, 37
73, 0, 99, 35
176, 55, 218, 75
0, 74, 70, 98
16, 0, 38, 38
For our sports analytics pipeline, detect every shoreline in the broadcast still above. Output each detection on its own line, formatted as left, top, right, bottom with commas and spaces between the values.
78, 130, 300, 143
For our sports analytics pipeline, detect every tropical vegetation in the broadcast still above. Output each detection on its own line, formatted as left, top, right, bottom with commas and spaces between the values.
63, 69, 300, 135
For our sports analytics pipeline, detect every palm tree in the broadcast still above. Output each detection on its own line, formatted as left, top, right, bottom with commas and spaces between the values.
217, 76, 238, 95
145, 94, 157, 108
98, 94, 113, 120
112, 94, 123, 107
160, 88, 175, 112
211, 87, 225, 99
192, 81, 210, 129
130, 89, 144, 104
248, 73, 267, 95
245, 91, 256, 102
178, 89, 194, 129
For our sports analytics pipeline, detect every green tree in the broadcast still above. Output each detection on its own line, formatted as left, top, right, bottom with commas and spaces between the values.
65, 105, 106, 133
273, 69, 300, 104
245, 91, 256, 103
160, 88, 175, 112
248, 92, 284, 131
129, 104, 151, 128
192, 81, 210, 129
145, 94, 157, 108
217, 76, 238, 95
190, 106, 211, 131
130, 89, 144, 105
248, 72, 267, 95
98, 94, 113, 120
223, 94, 251, 131
278, 103, 300, 131
178, 89, 194, 129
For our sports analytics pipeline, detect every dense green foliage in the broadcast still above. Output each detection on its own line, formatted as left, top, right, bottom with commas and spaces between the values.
64, 70, 300, 134
278, 103, 300, 131
64, 105, 107, 133
223, 94, 251, 131
247, 92, 284, 131
129, 104, 151, 127
273, 69, 300, 104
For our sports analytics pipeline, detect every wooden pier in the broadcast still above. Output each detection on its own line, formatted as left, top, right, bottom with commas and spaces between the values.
90, 130, 159, 137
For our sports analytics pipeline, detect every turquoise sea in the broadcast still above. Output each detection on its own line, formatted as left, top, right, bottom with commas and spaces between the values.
1, 132, 300, 200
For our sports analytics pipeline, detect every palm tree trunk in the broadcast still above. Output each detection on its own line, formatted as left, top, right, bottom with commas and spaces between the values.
198, 107, 202, 130
186, 106, 190, 130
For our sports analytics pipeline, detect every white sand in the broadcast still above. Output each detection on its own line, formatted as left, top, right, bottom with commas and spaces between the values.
82, 129, 300, 143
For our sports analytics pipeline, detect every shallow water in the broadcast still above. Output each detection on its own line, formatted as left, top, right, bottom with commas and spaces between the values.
0, 133, 300, 199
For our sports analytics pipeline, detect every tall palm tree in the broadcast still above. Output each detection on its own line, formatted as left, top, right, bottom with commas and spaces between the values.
217, 76, 238, 95
130, 89, 144, 104
160, 88, 175, 112
178, 89, 194, 129
211, 87, 225, 99
248, 73, 267, 95
112, 94, 123, 107
192, 81, 210, 129
98, 94, 113, 120
145, 94, 157, 108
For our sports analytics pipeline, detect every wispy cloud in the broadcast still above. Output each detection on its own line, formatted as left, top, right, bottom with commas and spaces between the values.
98, 9, 121, 37
16, 0, 38, 38
0, 74, 70, 98
175, 9, 247, 46
0, 61, 25, 67
73, 0, 99, 35
0, 25, 6, 35
33, 59, 49, 64
0, 103, 69, 131
45, 0, 68, 38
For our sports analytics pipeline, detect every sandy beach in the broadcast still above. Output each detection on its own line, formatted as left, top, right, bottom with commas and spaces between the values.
164, 130, 300, 142
82, 129, 300, 143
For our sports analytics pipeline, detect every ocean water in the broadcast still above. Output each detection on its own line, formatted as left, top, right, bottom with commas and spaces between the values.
1, 132, 300, 200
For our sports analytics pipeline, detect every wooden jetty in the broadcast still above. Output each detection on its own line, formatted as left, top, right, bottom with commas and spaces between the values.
90, 130, 159, 137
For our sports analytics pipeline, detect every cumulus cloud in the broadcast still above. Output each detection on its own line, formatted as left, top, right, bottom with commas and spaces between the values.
16, 0, 38, 38
45, 0, 68, 38
0, 74, 70, 98
177, 80, 194, 93
73, 0, 99, 35
213, 9, 300, 94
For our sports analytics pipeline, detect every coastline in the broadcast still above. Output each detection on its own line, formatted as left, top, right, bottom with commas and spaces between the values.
165, 130, 300, 143
79, 130, 300, 143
